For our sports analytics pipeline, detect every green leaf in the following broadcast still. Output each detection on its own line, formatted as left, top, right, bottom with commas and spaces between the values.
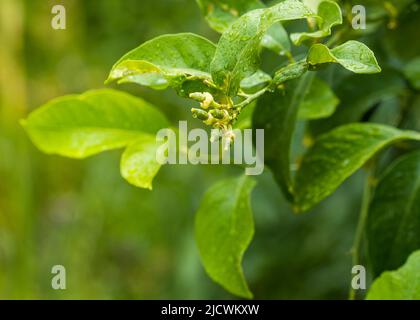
291, 0, 342, 45
253, 72, 315, 200
347, 0, 415, 21
261, 24, 291, 55
240, 70, 272, 93
384, 9, 420, 65
21, 89, 169, 158
302, 0, 323, 12
272, 60, 309, 86
196, 0, 291, 54
367, 250, 420, 300
211, 0, 314, 96
195, 175, 256, 299
403, 56, 420, 90
307, 41, 381, 74
298, 77, 339, 120
308, 69, 405, 136
120, 135, 162, 190
234, 102, 256, 130
196, 0, 262, 33
295, 123, 420, 212
106, 33, 216, 94
367, 151, 420, 276
21, 89, 169, 189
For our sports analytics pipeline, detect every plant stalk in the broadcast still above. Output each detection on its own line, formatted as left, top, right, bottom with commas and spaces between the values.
349, 165, 374, 300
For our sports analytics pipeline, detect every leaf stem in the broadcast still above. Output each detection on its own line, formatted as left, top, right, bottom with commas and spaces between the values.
285, 51, 296, 64
325, 25, 351, 47
349, 164, 375, 300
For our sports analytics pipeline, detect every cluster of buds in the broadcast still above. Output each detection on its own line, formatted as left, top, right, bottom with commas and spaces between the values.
189, 92, 240, 149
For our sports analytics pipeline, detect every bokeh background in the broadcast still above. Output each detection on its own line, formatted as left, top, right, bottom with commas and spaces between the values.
0, 0, 418, 299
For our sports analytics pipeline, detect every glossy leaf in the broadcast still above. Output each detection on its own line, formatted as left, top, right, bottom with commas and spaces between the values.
240, 70, 272, 93
308, 69, 405, 136
195, 175, 256, 299
403, 56, 420, 89
367, 151, 420, 276
196, 0, 291, 54
121, 135, 162, 190
211, 0, 314, 96
22, 89, 169, 189
307, 41, 381, 74
302, 0, 323, 12
253, 72, 315, 200
295, 124, 420, 212
196, 0, 260, 32
261, 24, 291, 55
291, 0, 342, 45
107, 33, 216, 94
272, 60, 309, 86
367, 250, 420, 300
384, 8, 420, 64
234, 102, 256, 130
22, 89, 169, 158
298, 77, 339, 120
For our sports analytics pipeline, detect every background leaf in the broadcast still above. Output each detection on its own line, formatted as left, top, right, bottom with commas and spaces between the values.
211, 0, 313, 96
302, 0, 323, 12
295, 123, 420, 212
22, 89, 169, 158
240, 70, 272, 93
298, 77, 339, 120
253, 72, 315, 200
107, 33, 216, 94
195, 175, 256, 299
308, 69, 405, 136
196, 0, 262, 33
367, 250, 420, 300
403, 56, 420, 89
347, 0, 415, 22
291, 0, 342, 45
196, 0, 291, 54
234, 102, 256, 129
367, 151, 420, 276
272, 60, 309, 86
307, 41, 381, 74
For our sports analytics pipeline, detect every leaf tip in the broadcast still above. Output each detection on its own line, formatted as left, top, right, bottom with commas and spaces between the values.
243, 289, 254, 300
104, 74, 114, 85
122, 174, 154, 191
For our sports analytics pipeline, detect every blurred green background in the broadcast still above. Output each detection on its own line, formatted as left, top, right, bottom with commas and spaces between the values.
0, 0, 418, 299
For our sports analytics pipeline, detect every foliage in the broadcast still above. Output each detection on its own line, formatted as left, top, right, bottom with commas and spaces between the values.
367, 250, 420, 300
195, 175, 256, 298
18, 0, 420, 299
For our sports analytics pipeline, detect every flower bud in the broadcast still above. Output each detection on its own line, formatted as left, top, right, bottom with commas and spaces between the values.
189, 92, 214, 109
209, 109, 227, 120
191, 108, 209, 121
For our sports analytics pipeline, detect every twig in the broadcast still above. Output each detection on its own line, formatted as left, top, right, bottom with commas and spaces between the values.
233, 87, 269, 109
348, 162, 375, 300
